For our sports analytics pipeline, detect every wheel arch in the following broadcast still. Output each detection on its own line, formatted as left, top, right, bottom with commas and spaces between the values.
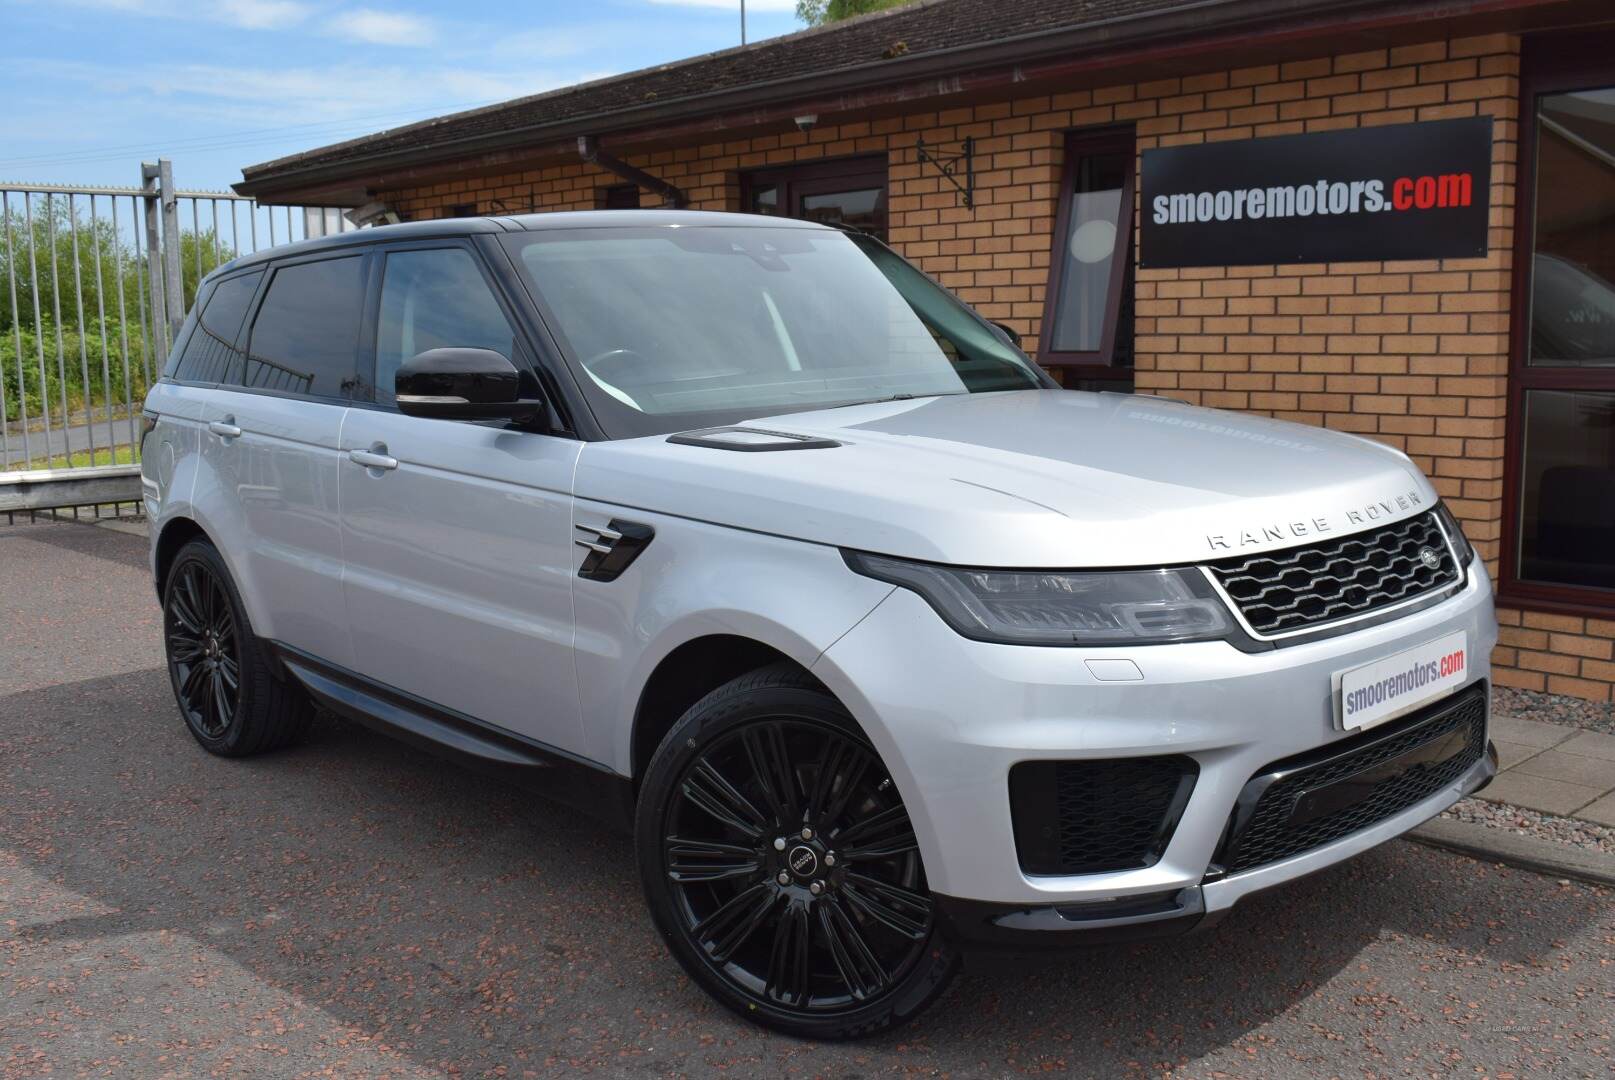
152, 514, 269, 666
153, 515, 212, 599
629, 633, 816, 782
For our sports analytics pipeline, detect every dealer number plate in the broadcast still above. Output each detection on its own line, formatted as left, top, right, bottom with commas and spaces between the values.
1337, 631, 1468, 731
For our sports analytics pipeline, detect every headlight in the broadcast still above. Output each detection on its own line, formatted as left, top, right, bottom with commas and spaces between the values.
844, 552, 1234, 646
1433, 502, 1475, 570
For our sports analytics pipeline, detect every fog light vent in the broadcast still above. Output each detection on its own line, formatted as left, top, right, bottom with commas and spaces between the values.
1009, 756, 1197, 875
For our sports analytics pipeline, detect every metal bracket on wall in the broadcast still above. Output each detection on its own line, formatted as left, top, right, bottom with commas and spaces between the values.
915, 136, 975, 210
485, 189, 539, 215
577, 135, 688, 208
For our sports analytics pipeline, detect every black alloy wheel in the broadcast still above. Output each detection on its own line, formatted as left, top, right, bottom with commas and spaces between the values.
162, 539, 313, 756
638, 664, 957, 1039
166, 558, 241, 739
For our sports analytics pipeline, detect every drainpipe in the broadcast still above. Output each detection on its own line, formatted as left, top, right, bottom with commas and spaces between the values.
577, 136, 688, 208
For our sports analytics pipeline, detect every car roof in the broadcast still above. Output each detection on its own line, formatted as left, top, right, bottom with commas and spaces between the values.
205, 209, 830, 280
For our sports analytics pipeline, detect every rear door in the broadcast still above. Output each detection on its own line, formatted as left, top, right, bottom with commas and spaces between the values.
337, 240, 585, 754
147, 273, 252, 528
199, 251, 370, 668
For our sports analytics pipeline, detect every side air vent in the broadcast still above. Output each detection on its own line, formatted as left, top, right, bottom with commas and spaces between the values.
575, 519, 654, 581
667, 426, 840, 451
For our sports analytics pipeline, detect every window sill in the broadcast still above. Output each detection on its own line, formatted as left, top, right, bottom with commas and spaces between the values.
1495, 582, 1615, 621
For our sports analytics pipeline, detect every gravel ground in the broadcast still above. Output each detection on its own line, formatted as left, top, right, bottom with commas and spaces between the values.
1494, 686, 1615, 736
1441, 796, 1615, 854
4, 520, 1614, 1078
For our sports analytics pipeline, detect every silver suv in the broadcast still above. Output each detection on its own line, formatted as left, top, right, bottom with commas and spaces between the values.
142, 210, 1498, 1039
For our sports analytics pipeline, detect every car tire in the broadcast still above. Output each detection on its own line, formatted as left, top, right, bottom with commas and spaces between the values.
636, 662, 958, 1040
162, 538, 313, 757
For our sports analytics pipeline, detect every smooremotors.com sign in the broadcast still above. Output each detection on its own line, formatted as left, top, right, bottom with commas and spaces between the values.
1140, 117, 1492, 268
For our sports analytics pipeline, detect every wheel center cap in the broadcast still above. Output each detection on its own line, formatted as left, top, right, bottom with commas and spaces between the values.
787, 844, 819, 879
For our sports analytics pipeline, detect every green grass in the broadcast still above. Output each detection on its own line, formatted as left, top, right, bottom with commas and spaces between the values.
15, 444, 137, 471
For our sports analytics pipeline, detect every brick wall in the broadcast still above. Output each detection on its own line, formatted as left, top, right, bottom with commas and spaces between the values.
377, 33, 1615, 704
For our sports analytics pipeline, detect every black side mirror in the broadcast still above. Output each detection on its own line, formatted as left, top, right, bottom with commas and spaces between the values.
988, 320, 1023, 349
395, 348, 544, 421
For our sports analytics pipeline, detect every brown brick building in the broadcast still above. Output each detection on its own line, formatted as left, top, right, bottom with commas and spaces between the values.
237, 0, 1615, 704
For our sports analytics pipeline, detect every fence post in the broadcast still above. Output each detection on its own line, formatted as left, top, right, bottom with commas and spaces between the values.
140, 159, 184, 357
140, 162, 166, 357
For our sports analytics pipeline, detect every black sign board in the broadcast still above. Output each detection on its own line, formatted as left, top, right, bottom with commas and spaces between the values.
1139, 117, 1492, 268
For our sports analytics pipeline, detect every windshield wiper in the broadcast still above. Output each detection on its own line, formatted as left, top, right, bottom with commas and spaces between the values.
820, 391, 961, 410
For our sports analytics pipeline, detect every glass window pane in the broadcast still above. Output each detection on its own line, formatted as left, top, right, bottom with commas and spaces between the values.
799, 187, 885, 240
1050, 151, 1130, 355
1529, 90, 1615, 367
201, 271, 262, 345
175, 269, 262, 384
600, 184, 639, 210
507, 226, 1044, 435
375, 249, 515, 403
1517, 389, 1615, 590
749, 184, 778, 214
246, 256, 365, 398
163, 281, 212, 380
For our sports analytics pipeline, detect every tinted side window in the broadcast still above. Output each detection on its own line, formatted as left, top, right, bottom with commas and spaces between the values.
171, 270, 262, 383
246, 255, 366, 398
162, 281, 212, 379
375, 248, 516, 403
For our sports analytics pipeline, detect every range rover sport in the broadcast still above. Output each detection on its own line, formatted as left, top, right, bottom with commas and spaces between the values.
142, 210, 1498, 1039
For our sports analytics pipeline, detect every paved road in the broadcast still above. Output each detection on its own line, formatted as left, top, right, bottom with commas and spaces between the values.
1, 414, 138, 470
2, 520, 1612, 1078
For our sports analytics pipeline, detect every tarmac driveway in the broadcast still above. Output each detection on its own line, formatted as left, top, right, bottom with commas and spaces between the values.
2, 519, 1612, 1077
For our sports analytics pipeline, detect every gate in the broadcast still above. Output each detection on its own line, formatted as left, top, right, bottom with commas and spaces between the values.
1, 160, 354, 485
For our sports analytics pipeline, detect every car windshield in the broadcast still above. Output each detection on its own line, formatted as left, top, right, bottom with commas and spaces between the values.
502, 224, 1048, 438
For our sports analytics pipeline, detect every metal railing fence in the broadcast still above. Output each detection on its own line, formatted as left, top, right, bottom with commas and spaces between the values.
1, 160, 355, 475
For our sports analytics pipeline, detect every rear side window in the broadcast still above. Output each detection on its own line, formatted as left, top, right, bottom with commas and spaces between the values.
245, 255, 366, 398
169, 270, 263, 383
162, 282, 212, 380
165, 271, 264, 382
374, 248, 516, 403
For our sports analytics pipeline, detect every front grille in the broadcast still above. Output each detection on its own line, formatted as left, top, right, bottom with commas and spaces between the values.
1207, 510, 1460, 635
1009, 757, 1197, 875
1217, 684, 1487, 874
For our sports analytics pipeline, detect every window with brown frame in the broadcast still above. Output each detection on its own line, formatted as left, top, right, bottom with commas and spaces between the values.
1503, 36, 1615, 615
738, 156, 888, 242
598, 183, 640, 210
1038, 128, 1136, 381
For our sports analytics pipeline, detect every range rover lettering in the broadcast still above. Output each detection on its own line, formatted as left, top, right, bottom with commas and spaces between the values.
141, 211, 1498, 1040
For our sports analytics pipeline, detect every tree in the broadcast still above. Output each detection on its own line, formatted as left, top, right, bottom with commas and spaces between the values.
2, 198, 233, 426
796, 0, 915, 26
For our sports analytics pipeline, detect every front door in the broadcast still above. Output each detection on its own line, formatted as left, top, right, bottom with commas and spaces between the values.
337, 242, 585, 756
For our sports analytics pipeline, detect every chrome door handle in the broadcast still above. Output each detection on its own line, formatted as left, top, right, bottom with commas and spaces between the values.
349, 445, 398, 471
207, 418, 242, 439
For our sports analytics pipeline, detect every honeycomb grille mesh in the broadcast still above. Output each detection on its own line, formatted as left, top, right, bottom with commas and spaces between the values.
1207, 510, 1460, 635
1220, 686, 1487, 874
1009, 757, 1196, 875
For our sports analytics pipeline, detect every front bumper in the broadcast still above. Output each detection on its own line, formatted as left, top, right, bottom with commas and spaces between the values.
936, 738, 1496, 950
811, 562, 1497, 920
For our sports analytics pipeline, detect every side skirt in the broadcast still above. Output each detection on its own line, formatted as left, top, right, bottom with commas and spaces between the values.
268, 641, 636, 832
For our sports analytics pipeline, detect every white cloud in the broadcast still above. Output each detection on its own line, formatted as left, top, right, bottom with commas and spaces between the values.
46, 0, 314, 29
42, 0, 445, 43
18, 57, 597, 128
327, 8, 435, 47
217, 0, 312, 30
645, 0, 797, 10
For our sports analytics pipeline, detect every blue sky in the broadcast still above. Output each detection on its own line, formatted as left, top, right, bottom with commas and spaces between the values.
0, 0, 804, 192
